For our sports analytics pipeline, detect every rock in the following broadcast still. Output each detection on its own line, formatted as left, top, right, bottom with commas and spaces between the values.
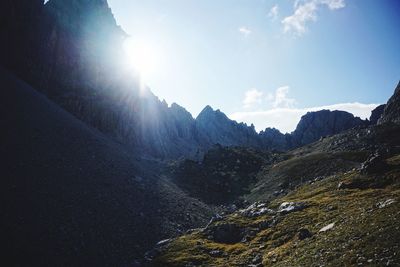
278, 202, 307, 214
298, 228, 313, 240
257, 219, 272, 230
361, 151, 389, 175
209, 250, 223, 257
196, 106, 261, 150
240, 202, 275, 218
376, 199, 396, 209
291, 110, 367, 147
252, 254, 263, 264
241, 229, 258, 243
204, 223, 244, 244
369, 104, 386, 125
319, 223, 335, 232
259, 127, 290, 151
156, 239, 172, 247
378, 81, 400, 125
205, 214, 224, 228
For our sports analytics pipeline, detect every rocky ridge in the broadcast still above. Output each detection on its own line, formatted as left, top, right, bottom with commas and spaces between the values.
0, 0, 378, 160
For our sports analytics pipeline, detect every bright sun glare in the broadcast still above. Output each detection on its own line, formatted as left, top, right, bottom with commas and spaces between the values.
123, 38, 158, 79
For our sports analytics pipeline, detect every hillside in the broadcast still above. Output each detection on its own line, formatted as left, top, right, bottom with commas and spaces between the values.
149, 127, 400, 266
149, 85, 400, 266
1, 1, 398, 266
0, 67, 212, 266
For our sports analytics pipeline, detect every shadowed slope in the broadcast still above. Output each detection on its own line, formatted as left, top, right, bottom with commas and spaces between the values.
0, 68, 211, 266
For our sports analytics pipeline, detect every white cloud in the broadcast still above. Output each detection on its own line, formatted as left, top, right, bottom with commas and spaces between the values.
242, 85, 295, 109
272, 86, 296, 108
238, 26, 252, 37
268, 5, 279, 20
322, 0, 345, 10
282, 0, 345, 36
230, 102, 378, 134
243, 88, 263, 109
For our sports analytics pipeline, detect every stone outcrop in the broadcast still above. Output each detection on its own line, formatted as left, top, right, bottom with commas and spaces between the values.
196, 105, 262, 150
258, 110, 367, 151
369, 104, 385, 125
379, 81, 400, 125
259, 128, 290, 151
290, 110, 367, 147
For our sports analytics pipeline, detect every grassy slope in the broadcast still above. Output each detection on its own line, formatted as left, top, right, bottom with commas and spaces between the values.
152, 155, 400, 266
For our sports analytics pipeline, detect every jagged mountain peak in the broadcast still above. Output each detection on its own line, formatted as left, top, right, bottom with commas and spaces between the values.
169, 102, 194, 120
291, 109, 366, 146
197, 105, 215, 118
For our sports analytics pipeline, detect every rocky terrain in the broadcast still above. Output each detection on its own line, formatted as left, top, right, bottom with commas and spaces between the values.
1, 1, 399, 266
149, 85, 400, 266
150, 157, 400, 266
0, 67, 213, 266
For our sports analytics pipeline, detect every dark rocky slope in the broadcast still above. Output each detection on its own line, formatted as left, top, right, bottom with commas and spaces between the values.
379, 81, 400, 125
171, 145, 276, 204
0, 68, 212, 266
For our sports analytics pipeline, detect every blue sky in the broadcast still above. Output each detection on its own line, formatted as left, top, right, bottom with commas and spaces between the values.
108, 0, 400, 132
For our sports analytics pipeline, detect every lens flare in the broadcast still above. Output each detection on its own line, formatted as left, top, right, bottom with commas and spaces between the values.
122, 38, 158, 80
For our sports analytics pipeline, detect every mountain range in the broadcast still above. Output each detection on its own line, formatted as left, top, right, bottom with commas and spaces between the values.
1, 0, 399, 266
1, 0, 382, 160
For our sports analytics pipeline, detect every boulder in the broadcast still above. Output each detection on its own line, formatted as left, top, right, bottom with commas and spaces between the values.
361, 151, 389, 175
278, 202, 307, 214
319, 222, 335, 232
240, 202, 275, 218
298, 228, 313, 240
204, 223, 244, 244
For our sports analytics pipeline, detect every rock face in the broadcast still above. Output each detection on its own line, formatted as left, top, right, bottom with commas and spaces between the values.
195, 106, 262, 150
259, 128, 291, 151
291, 110, 367, 147
370, 104, 386, 125
379, 81, 400, 125
258, 110, 367, 151
0, 0, 43, 77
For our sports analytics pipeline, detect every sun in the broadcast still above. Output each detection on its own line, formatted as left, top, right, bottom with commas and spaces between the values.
122, 38, 158, 79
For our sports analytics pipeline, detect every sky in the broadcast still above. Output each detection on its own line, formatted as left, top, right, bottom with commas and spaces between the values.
107, 0, 400, 133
